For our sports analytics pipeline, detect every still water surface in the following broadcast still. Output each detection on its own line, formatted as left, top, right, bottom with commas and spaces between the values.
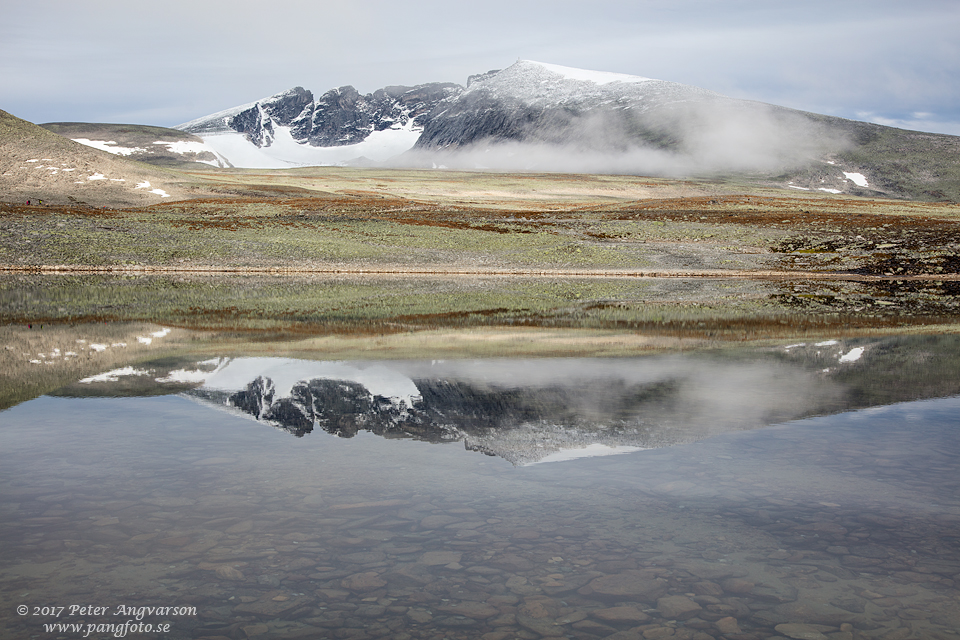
1, 339, 959, 640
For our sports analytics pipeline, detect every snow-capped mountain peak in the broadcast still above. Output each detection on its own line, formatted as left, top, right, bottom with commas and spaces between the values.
508, 60, 655, 85
459, 59, 704, 104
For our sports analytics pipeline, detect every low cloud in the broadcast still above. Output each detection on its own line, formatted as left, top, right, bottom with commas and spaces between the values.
395, 99, 849, 177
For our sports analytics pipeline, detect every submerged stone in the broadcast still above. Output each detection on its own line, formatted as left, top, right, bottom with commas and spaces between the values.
340, 571, 387, 592
775, 623, 830, 640
582, 571, 667, 602
657, 595, 702, 620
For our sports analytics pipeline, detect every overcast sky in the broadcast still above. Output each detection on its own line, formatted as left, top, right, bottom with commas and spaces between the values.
2, 0, 958, 135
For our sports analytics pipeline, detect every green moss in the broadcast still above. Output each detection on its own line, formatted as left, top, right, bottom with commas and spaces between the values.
3, 273, 959, 340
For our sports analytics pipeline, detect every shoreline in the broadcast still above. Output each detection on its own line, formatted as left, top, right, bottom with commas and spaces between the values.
3, 263, 960, 281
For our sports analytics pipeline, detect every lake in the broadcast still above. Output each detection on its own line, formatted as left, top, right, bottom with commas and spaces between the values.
1, 277, 959, 640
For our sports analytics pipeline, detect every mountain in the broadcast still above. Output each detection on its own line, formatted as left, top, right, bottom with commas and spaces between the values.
409, 60, 960, 200
415, 60, 729, 151
176, 83, 460, 168
39, 122, 230, 168
0, 109, 191, 206
174, 60, 960, 200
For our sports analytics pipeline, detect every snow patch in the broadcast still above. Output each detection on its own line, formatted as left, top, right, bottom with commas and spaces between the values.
131, 178, 170, 197
79, 367, 151, 383
153, 140, 230, 167
73, 139, 147, 156
156, 368, 220, 384
528, 61, 654, 85
839, 347, 865, 363
526, 443, 646, 465
818, 188, 841, 194
155, 140, 207, 154
136, 328, 171, 344
155, 357, 230, 385
87, 173, 106, 181
843, 172, 869, 187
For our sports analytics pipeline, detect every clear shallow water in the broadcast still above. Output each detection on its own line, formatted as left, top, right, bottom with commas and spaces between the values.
2, 346, 960, 640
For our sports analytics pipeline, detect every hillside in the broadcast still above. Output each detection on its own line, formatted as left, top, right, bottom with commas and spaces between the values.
0, 109, 196, 206
40, 121, 229, 168
799, 115, 960, 201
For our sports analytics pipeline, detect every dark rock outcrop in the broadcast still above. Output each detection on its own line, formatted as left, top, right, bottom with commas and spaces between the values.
185, 83, 460, 149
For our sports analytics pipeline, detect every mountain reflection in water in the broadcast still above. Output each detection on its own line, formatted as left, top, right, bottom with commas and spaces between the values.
60, 335, 960, 465
185, 356, 836, 466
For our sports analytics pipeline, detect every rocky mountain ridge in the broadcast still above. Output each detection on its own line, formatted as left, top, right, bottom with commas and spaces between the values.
178, 83, 461, 149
